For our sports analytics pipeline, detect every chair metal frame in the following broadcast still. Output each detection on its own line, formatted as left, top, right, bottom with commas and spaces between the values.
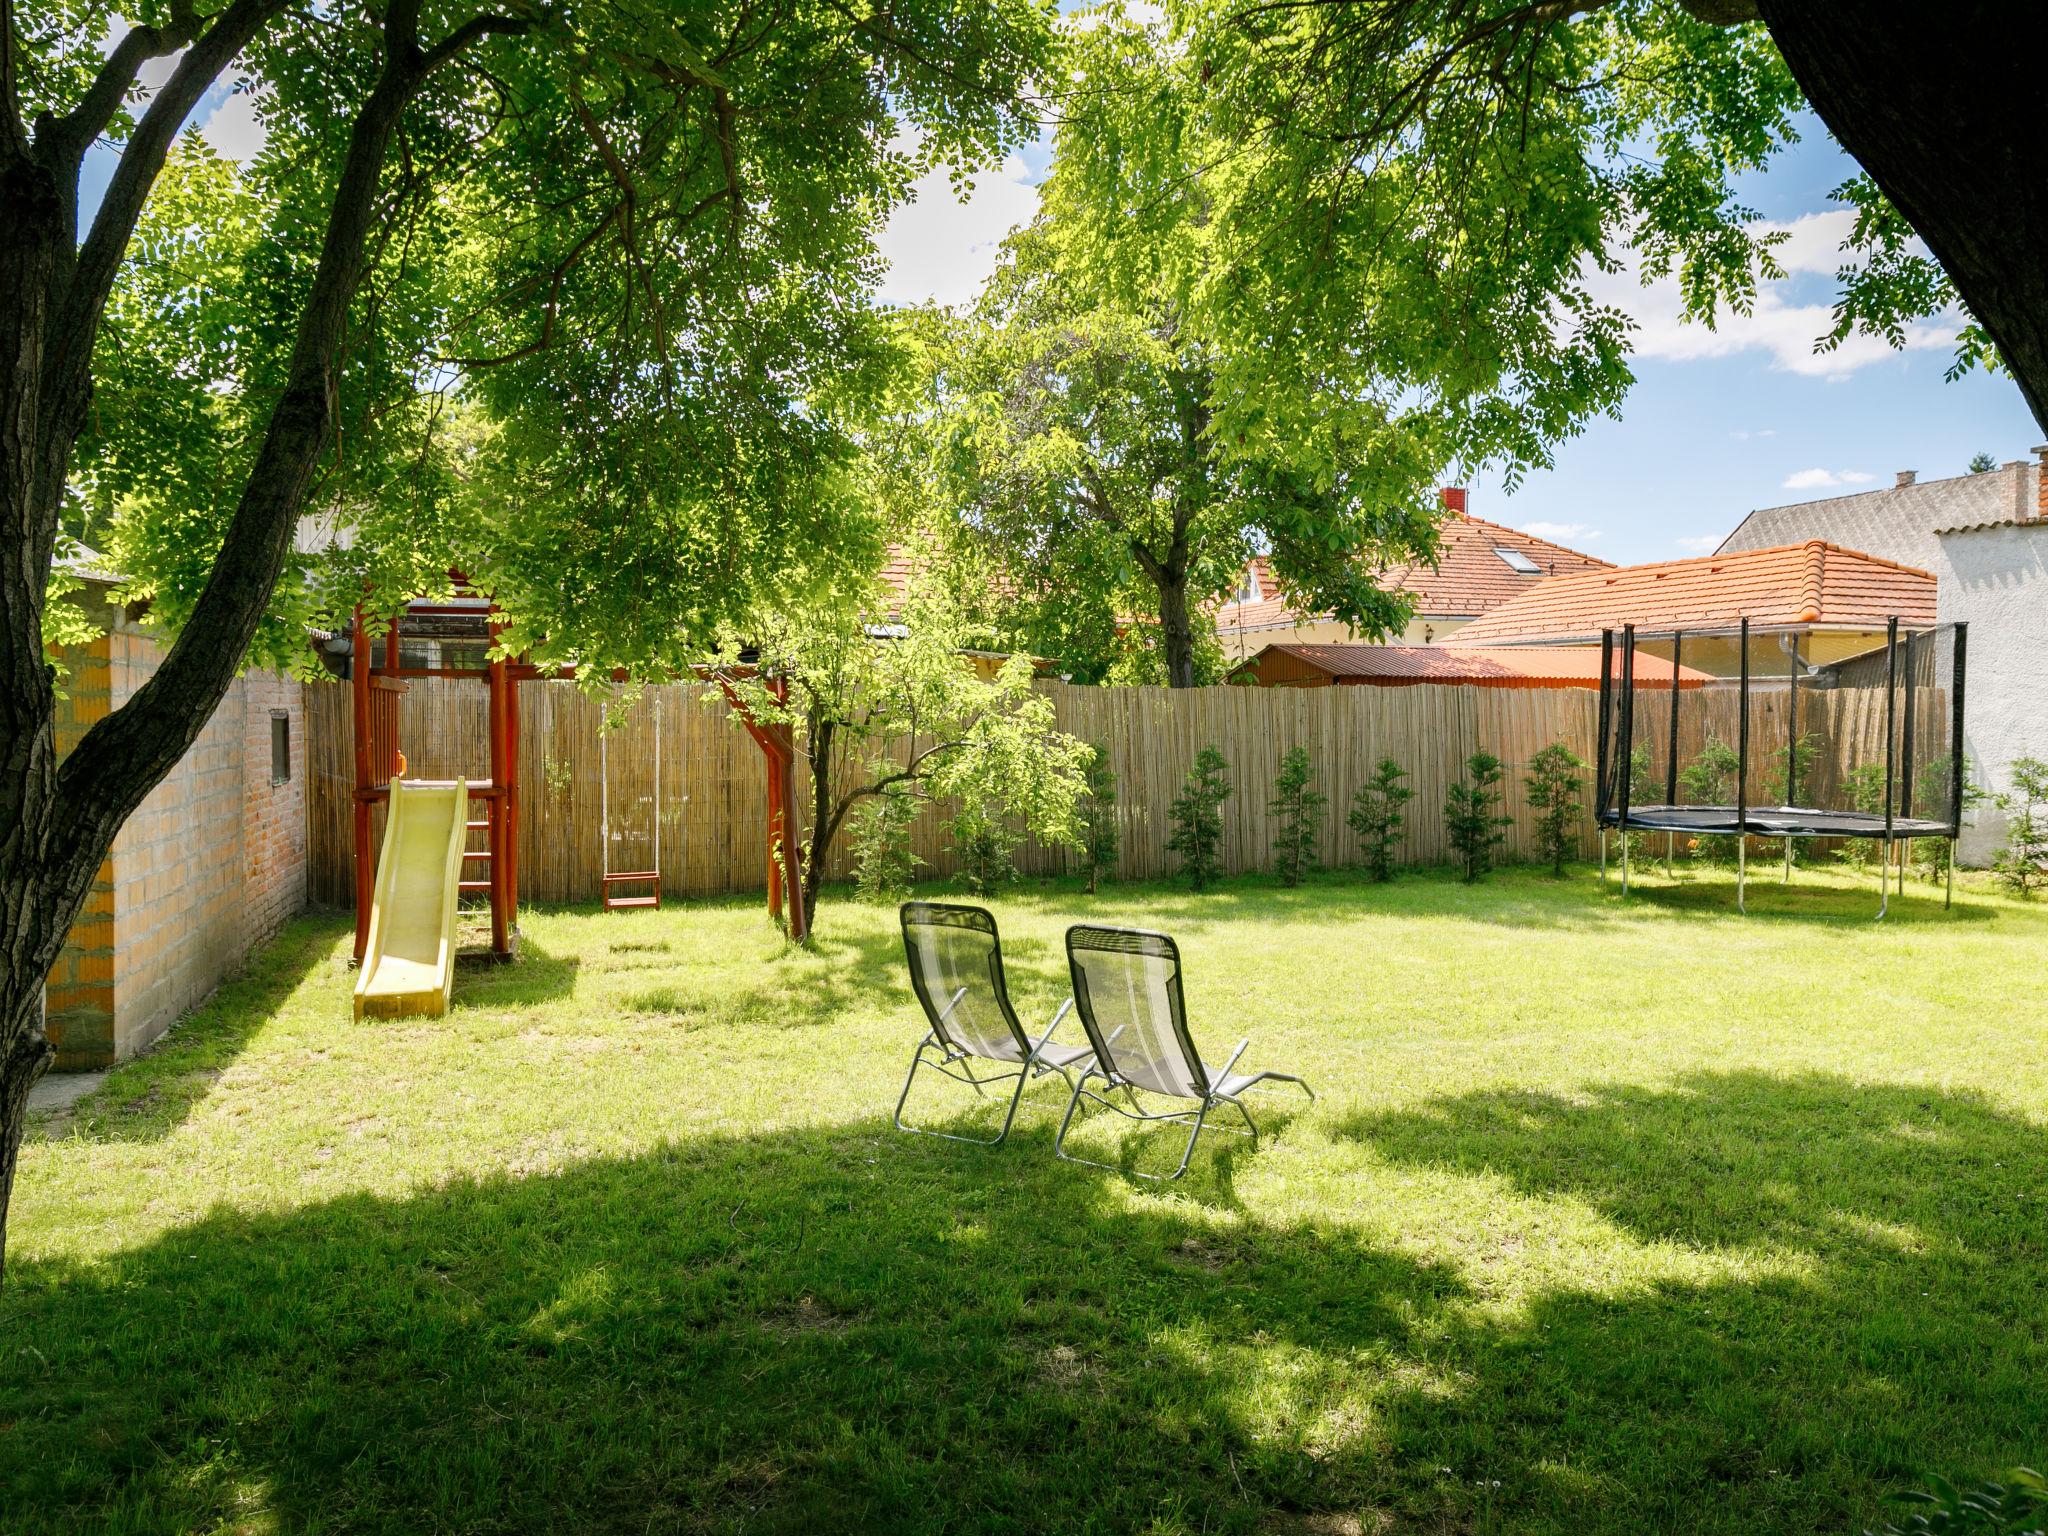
894, 902, 1084, 1147
1056, 924, 1313, 1181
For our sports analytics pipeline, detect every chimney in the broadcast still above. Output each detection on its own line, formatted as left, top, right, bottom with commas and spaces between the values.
1440, 486, 1468, 516
2008, 460, 2032, 522
2035, 446, 2048, 522
1895, 470, 1917, 488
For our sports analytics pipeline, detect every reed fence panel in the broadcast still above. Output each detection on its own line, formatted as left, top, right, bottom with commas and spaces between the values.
305, 677, 1608, 907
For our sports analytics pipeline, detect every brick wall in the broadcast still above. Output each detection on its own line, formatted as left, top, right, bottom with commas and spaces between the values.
44, 597, 310, 1068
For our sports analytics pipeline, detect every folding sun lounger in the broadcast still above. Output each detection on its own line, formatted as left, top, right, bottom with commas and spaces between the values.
1057, 924, 1313, 1181
894, 902, 1094, 1145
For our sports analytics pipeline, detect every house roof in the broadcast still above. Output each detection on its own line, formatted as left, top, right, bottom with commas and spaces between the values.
1232, 642, 1710, 689
1215, 512, 1612, 634
1440, 541, 1938, 647
1718, 460, 2040, 566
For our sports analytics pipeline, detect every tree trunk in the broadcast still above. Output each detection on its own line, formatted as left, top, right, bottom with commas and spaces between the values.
1158, 575, 1198, 689
0, 7, 493, 1282
1758, 1, 2048, 433
800, 712, 834, 935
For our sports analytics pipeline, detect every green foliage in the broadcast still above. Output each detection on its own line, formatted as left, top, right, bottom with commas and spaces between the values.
1993, 757, 2048, 897
1525, 743, 1587, 877
1680, 736, 1743, 865
851, 785, 921, 903
1167, 745, 1232, 891
1766, 730, 1823, 807
718, 569, 1089, 934
1968, 452, 2000, 474
1842, 761, 1889, 868
1865, 1466, 2048, 1535
1268, 746, 1326, 887
1078, 746, 1120, 893
949, 802, 1020, 897
45, 0, 1059, 680
1348, 757, 1414, 883
1916, 755, 1988, 885
1446, 752, 1510, 883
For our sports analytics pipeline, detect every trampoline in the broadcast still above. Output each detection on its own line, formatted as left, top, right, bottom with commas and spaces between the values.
1596, 616, 1968, 916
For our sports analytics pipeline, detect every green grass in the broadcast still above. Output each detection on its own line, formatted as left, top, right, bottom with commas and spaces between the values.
4, 863, 2046, 1534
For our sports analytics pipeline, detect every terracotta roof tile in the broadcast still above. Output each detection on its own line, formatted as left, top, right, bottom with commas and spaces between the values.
1215, 512, 1611, 633
1441, 541, 1936, 646
1233, 643, 1709, 689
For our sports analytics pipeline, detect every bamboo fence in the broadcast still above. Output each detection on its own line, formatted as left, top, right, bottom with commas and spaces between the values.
305, 673, 1947, 908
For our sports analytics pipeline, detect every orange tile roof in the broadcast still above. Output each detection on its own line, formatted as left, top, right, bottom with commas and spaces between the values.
1215, 512, 1612, 633
1232, 643, 1710, 690
1441, 541, 1937, 647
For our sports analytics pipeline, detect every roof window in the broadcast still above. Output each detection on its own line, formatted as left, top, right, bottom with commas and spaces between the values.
1493, 547, 1543, 575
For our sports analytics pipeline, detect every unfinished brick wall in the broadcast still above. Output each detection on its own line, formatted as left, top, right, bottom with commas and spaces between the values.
45, 599, 310, 1068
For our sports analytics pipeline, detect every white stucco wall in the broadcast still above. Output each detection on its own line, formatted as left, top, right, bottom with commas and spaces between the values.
1935, 522, 2048, 865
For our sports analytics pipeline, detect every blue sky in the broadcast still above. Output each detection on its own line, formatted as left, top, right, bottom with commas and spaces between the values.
113, 81, 2042, 570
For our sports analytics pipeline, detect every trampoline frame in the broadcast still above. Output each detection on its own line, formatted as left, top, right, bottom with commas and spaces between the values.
1595, 616, 1968, 917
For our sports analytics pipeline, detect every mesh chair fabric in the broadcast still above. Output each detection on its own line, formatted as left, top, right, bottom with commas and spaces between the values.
901, 903, 1027, 1063
1066, 926, 1206, 1099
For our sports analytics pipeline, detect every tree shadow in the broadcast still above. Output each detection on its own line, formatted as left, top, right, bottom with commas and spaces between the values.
7, 1073, 2045, 1533
1333, 1069, 2048, 1525
0, 1119, 1465, 1534
37, 917, 338, 1146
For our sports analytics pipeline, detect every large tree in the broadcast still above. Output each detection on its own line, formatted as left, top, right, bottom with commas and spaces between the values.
1171, 0, 2043, 429
0, 0, 1055, 1279
923, 7, 1642, 686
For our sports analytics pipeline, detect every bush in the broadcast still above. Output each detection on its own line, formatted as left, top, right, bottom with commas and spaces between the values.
1446, 751, 1511, 882
950, 802, 1019, 896
1915, 754, 1986, 884
1525, 742, 1586, 876
1993, 756, 2048, 897
1842, 761, 1888, 868
1167, 744, 1232, 891
1269, 746, 1326, 887
1077, 744, 1119, 893
1679, 735, 1742, 865
851, 784, 920, 901
1864, 1465, 2047, 1535
1348, 757, 1414, 882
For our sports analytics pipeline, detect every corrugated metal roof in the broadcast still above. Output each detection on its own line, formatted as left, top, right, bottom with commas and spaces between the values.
1233, 643, 1710, 689
1439, 542, 1936, 647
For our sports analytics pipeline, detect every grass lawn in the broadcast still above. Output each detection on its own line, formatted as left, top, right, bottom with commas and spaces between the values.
4, 863, 2045, 1534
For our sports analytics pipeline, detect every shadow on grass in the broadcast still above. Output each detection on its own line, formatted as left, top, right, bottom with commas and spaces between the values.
38, 916, 339, 1146
6, 1074, 2046, 1533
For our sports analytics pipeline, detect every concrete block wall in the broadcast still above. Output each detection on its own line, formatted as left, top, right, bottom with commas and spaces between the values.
45, 601, 310, 1068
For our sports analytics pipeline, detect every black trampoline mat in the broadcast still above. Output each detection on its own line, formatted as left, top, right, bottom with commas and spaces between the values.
1596, 805, 1953, 839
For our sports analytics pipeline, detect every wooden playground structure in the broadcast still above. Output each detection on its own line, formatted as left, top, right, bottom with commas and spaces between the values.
347, 589, 811, 965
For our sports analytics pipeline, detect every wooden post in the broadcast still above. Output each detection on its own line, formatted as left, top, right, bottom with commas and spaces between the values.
486, 646, 510, 956
351, 609, 373, 963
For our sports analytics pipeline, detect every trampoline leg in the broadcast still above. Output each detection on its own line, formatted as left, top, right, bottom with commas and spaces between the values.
1666, 831, 1675, 877
1621, 829, 1630, 895
1600, 829, 1608, 886
1899, 840, 1909, 896
1782, 837, 1793, 884
1877, 854, 1889, 921
1946, 845, 1955, 909
1737, 836, 1747, 915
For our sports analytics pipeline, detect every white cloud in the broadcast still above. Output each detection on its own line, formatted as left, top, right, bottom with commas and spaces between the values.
199, 85, 265, 161
1675, 534, 1723, 553
1781, 467, 1876, 490
876, 152, 1040, 310
1585, 209, 1961, 380
1518, 521, 1600, 542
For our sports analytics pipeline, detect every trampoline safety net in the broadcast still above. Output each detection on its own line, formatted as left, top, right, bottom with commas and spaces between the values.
1596, 621, 1966, 844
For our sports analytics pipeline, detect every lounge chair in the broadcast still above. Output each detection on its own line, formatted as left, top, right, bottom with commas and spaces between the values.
1057, 924, 1313, 1180
894, 902, 1092, 1145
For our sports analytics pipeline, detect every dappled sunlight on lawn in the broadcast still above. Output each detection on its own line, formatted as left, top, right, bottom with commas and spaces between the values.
8, 867, 2047, 1533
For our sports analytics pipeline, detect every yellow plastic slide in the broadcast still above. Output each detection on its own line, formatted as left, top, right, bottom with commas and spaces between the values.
354, 779, 470, 1020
